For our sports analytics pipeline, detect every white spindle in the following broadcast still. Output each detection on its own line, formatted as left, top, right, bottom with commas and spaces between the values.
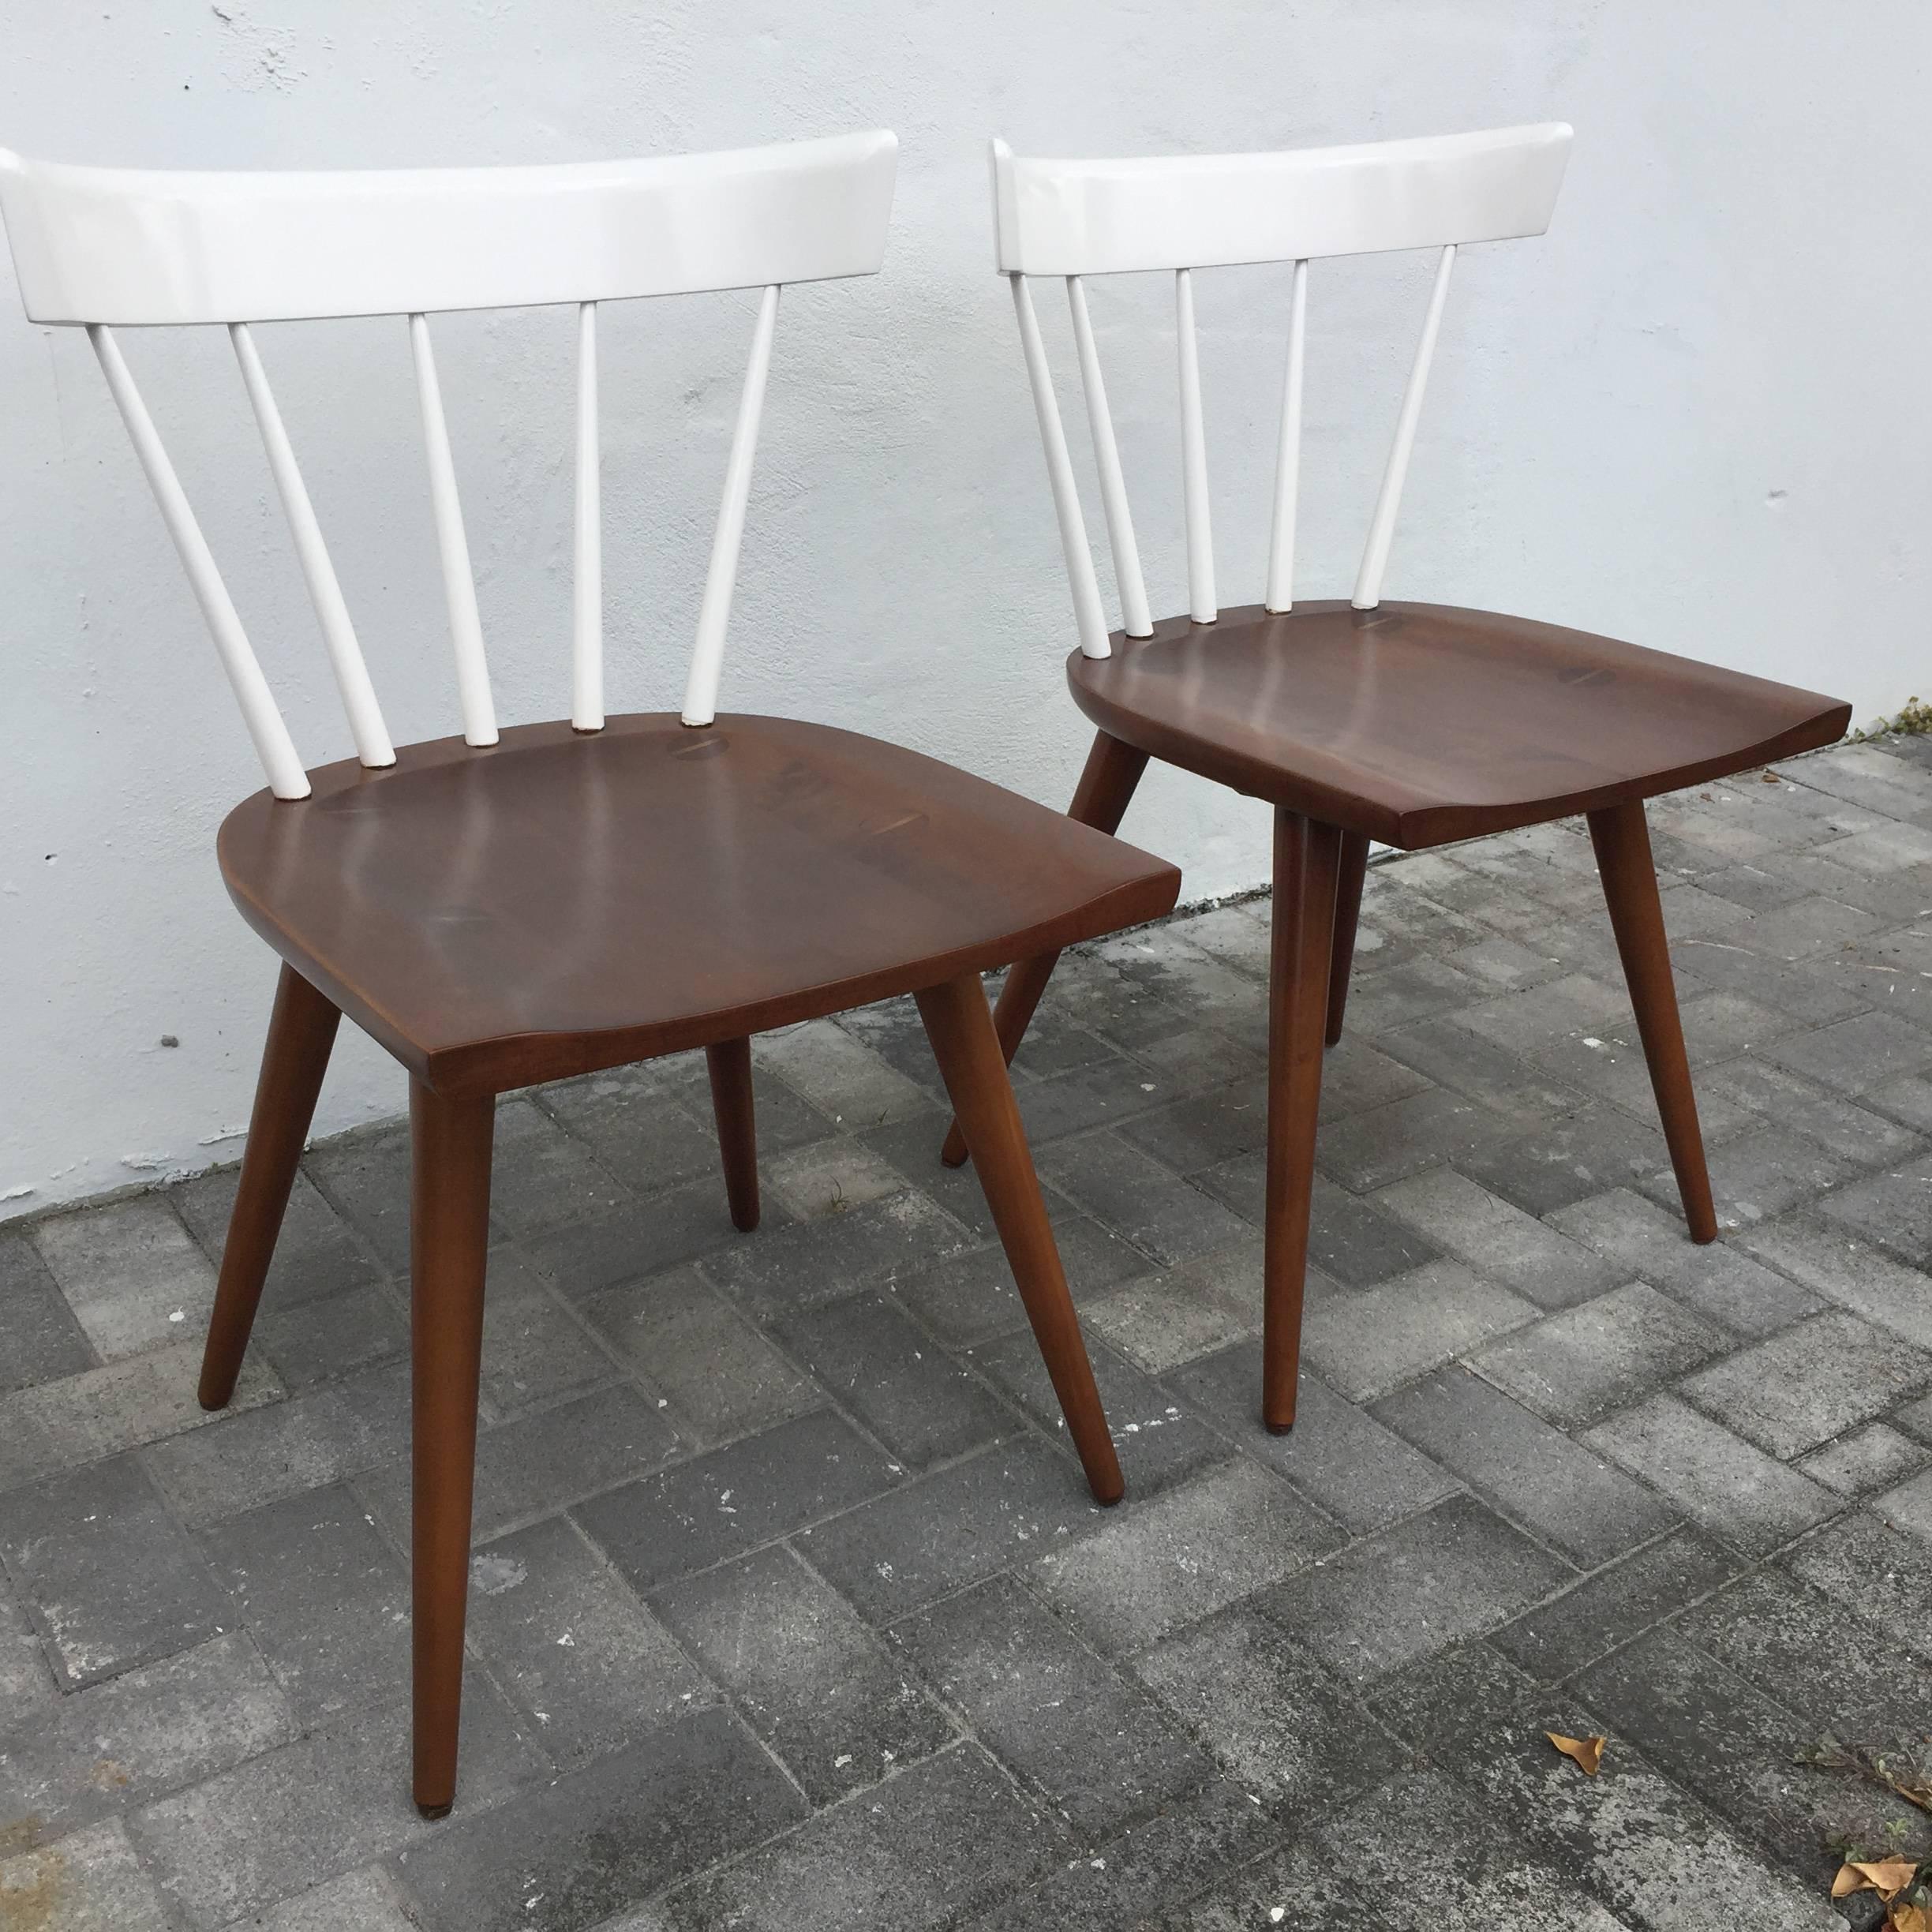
1065, 277, 1151, 638
408, 312, 497, 746
89, 325, 310, 800
1011, 275, 1109, 660
1264, 259, 1309, 615
229, 323, 395, 769
573, 301, 603, 732
682, 283, 780, 728
1354, 242, 1456, 612
1175, 268, 1216, 624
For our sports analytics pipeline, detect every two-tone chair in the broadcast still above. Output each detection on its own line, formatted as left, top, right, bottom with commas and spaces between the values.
946, 125, 1849, 1431
0, 131, 1179, 1814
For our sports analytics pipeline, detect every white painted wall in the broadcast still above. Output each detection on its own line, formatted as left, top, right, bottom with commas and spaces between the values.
2, 2, 1925, 1219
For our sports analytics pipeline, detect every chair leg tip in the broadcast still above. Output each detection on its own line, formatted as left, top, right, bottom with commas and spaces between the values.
1265, 1417, 1295, 1436
415, 1796, 454, 1821
730, 1207, 761, 1234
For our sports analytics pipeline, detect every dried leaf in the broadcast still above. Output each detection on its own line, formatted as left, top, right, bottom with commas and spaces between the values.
1865, 1859, 1919, 1900
1546, 1732, 1605, 1776
1833, 1859, 1920, 1900
1891, 1905, 1931, 1932
1761, 770, 1781, 784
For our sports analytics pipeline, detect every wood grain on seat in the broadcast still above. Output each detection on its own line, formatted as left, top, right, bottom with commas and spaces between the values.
1069, 601, 1850, 848
219, 713, 1181, 1095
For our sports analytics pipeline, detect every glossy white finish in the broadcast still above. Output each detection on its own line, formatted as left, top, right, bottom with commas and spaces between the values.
1354, 244, 1456, 612
88, 325, 310, 799
230, 323, 395, 769
409, 312, 497, 747
1174, 269, 1216, 624
990, 124, 1570, 277
0, 133, 898, 324
1010, 274, 1110, 660
1264, 259, 1308, 616
1065, 277, 1150, 638
683, 283, 780, 728
992, 126, 1570, 642
2, 133, 898, 789
573, 301, 603, 733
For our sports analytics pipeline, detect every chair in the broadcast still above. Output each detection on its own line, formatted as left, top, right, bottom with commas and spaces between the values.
945, 125, 1848, 1432
0, 130, 1178, 1815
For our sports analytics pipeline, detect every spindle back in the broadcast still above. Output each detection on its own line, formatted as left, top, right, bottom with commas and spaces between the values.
0, 131, 900, 796
989, 124, 1571, 655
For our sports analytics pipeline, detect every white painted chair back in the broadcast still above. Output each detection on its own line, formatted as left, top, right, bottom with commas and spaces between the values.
990, 124, 1571, 657
0, 132, 899, 796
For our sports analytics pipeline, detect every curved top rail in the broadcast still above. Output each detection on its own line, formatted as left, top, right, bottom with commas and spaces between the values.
991, 124, 1570, 277
0, 130, 898, 325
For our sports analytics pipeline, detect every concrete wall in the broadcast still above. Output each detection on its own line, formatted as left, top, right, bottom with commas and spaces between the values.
2, 1, 1924, 1218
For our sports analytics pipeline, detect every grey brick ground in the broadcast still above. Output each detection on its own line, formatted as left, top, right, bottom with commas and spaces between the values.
3, 738, 1930, 1927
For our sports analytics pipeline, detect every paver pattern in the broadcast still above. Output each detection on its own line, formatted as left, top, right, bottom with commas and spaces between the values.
4, 736, 1931, 1929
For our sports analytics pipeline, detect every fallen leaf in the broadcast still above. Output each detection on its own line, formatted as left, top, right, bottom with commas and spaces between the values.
1761, 771, 1780, 784
1833, 1859, 1919, 1900
1546, 1732, 1605, 1776
1865, 1859, 1919, 1900
1890, 1904, 1930, 1932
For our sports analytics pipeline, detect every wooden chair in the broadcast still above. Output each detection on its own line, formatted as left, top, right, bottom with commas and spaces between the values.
943, 125, 1849, 1432
0, 131, 1178, 1815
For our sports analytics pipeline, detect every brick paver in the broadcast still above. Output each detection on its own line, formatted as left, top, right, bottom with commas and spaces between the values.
2, 739, 1930, 1927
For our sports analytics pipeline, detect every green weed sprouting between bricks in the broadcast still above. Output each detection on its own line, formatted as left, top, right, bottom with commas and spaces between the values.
1799, 1734, 1932, 1923
1851, 695, 1932, 742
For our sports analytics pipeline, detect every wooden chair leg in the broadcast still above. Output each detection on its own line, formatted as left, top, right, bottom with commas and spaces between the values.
409, 1079, 494, 1819
1324, 830, 1371, 1048
1587, 799, 1719, 1243
940, 730, 1148, 1168
704, 1037, 760, 1232
198, 964, 340, 1410
1264, 812, 1342, 1432
916, 972, 1124, 1505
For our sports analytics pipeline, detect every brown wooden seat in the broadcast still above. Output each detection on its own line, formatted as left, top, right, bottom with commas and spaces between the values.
219, 713, 1179, 1094
206, 710, 1176, 1815
968, 123, 1857, 1454
7, 126, 1198, 1823
942, 603, 1848, 1434
1067, 601, 1850, 848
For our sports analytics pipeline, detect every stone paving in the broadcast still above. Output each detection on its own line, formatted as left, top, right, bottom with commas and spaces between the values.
4, 735, 1932, 1930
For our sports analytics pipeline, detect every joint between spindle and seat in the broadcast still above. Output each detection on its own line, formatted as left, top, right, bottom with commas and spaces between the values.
1352, 243, 1456, 612
1174, 268, 1217, 624
680, 283, 781, 728
408, 312, 499, 748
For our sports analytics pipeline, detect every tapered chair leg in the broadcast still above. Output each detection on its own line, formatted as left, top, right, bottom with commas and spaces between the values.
705, 1037, 760, 1232
941, 731, 1148, 1167
1264, 812, 1342, 1432
1324, 830, 1371, 1048
1587, 799, 1719, 1243
198, 964, 341, 1410
917, 972, 1124, 1505
409, 1080, 495, 1820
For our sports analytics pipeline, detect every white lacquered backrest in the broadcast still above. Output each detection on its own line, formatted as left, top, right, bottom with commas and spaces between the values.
1, 137, 897, 324
0, 132, 898, 795
990, 125, 1571, 654
991, 125, 1571, 276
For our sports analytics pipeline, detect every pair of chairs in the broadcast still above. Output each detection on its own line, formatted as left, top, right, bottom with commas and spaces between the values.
0, 123, 1847, 1816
